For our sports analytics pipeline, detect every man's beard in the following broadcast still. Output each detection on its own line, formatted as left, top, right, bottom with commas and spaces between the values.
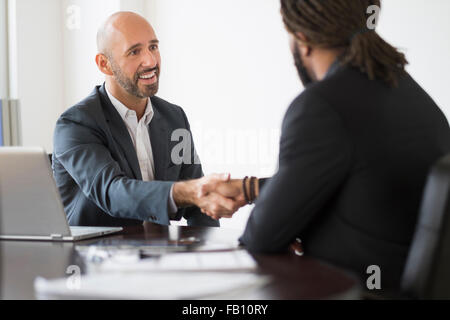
293, 44, 314, 87
110, 60, 159, 98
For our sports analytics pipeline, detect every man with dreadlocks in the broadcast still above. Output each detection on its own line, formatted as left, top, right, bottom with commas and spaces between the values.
202, 0, 450, 291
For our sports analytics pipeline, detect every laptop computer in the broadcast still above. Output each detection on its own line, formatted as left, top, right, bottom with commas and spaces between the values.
0, 147, 122, 241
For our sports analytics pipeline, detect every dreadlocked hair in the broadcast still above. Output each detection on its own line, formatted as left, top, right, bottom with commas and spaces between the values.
280, 0, 408, 87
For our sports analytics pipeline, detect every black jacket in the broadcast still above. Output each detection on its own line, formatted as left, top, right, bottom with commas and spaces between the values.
240, 60, 450, 289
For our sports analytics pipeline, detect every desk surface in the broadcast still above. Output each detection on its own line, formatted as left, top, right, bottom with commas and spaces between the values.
1, 223, 360, 299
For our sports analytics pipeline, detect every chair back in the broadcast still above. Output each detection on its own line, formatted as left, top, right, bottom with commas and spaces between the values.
402, 154, 450, 299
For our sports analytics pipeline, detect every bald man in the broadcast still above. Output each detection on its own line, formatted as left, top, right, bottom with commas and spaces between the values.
52, 12, 240, 227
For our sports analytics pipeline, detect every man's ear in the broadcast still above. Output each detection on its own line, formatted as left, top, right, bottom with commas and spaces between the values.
294, 31, 312, 57
95, 53, 114, 76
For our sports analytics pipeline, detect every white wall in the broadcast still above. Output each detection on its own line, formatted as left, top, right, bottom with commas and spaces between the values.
144, 0, 300, 229
0, 0, 8, 98
377, 0, 450, 120
61, 0, 120, 110
10, 0, 64, 152
144, 0, 450, 230
8, 0, 121, 151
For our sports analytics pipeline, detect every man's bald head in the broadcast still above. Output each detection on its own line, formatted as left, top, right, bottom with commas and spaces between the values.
95, 11, 161, 102
96, 11, 154, 58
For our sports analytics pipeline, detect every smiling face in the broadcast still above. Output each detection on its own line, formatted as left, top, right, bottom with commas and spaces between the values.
97, 12, 161, 101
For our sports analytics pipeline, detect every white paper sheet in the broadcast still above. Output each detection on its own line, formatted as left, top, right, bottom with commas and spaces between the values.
34, 271, 269, 300
96, 249, 258, 273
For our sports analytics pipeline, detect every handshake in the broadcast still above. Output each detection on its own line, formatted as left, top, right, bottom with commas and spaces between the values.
172, 174, 259, 220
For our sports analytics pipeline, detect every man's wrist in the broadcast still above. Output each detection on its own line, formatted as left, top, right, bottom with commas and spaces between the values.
242, 177, 259, 203
168, 184, 179, 217
172, 180, 198, 208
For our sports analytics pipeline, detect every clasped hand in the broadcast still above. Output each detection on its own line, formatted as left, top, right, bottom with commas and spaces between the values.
173, 173, 247, 220
197, 174, 247, 220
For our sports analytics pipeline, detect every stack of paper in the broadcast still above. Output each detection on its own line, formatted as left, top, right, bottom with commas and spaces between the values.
97, 250, 258, 273
34, 250, 269, 299
35, 271, 268, 300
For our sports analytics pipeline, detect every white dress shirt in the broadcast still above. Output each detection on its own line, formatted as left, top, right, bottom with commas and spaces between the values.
106, 87, 178, 216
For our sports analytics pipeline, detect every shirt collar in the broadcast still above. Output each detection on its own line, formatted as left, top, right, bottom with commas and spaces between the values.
105, 86, 154, 126
324, 56, 344, 80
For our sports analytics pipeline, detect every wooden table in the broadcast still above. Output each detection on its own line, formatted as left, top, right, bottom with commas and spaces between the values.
0, 223, 361, 299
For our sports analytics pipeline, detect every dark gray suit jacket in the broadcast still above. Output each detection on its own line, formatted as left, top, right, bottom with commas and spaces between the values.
240, 60, 450, 290
53, 84, 219, 227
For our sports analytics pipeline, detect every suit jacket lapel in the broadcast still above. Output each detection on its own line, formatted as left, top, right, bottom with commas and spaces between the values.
149, 98, 169, 181
98, 84, 142, 180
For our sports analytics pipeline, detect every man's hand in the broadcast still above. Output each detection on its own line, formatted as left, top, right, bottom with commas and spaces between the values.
198, 178, 249, 220
172, 174, 243, 220
200, 178, 243, 199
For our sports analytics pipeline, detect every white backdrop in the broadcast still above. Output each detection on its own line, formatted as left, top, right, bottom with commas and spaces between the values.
145, 0, 299, 228
7, 0, 450, 230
